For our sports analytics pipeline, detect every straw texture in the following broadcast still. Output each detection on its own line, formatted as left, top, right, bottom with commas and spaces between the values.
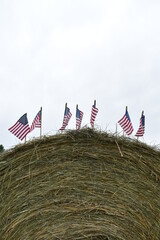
0, 128, 160, 239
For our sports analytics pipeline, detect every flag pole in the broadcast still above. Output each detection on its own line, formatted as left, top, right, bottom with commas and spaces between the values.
76, 104, 78, 130
65, 103, 67, 113
40, 106, 42, 139
61, 103, 67, 133
64, 103, 67, 119
137, 110, 144, 141
123, 106, 127, 137
93, 100, 96, 129
142, 110, 144, 138
116, 123, 118, 137
25, 136, 26, 144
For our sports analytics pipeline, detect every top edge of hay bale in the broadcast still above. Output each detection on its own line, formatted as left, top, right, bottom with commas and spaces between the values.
1, 127, 159, 160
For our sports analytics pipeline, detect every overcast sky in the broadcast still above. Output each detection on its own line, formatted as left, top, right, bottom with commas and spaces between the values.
1, 0, 160, 149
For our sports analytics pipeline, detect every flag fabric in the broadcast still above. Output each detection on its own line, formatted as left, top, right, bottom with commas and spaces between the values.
60, 106, 72, 130
90, 104, 98, 127
135, 113, 145, 137
30, 109, 42, 132
76, 108, 84, 129
118, 109, 134, 135
8, 113, 30, 140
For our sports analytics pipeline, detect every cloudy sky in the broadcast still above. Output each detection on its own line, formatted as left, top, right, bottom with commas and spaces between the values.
0, 0, 160, 149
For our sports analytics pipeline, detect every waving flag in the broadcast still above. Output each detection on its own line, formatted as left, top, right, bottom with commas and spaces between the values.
135, 112, 145, 137
90, 101, 98, 127
76, 106, 84, 130
8, 113, 30, 140
118, 107, 134, 135
60, 104, 72, 131
30, 108, 42, 132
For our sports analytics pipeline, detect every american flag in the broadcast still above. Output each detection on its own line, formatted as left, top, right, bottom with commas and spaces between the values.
118, 108, 134, 135
8, 113, 30, 140
76, 107, 84, 130
60, 106, 72, 130
30, 109, 42, 132
135, 112, 145, 137
90, 103, 98, 127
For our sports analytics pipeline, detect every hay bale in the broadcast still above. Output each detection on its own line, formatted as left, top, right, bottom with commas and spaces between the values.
0, 128, 160, 239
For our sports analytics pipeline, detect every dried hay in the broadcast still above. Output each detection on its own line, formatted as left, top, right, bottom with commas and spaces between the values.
0, 128, 160, 239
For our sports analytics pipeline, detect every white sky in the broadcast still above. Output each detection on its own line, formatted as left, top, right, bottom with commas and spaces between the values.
0, 0, 160, 149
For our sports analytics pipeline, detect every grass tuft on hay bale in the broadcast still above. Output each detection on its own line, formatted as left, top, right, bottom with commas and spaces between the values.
0, 128, 160, 239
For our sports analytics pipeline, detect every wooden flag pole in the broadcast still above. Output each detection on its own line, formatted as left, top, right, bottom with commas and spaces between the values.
64, 103, 67, 117
141, 110, 144, 137
61, 103, 67, 133
137, 110, 144, 141
123, 106, 128, 137
24, 136, 26, 144
40, 106, 42, 139
93, 100, 96, 129
76, 104, 78, 130
115, 123, 118, 137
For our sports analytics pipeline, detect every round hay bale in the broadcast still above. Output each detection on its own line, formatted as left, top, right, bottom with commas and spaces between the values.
0, 128, 160, 239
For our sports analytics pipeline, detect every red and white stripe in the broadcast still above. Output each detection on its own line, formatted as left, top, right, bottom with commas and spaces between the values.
135, 118, 145, 137
60, 112, 72, 130
76, 110, 84, 130
118, 115, 134, 135
8, 121, 30, 140
30, 112, 41, 132
90, 105, 98, 127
